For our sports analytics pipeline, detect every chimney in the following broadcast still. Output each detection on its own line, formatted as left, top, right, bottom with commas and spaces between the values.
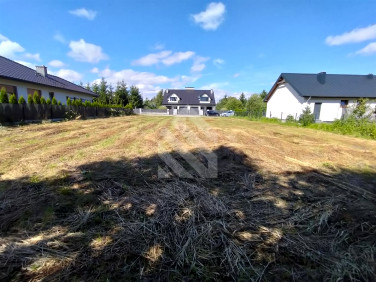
36, 65, 48, 77
317, 72, 326, 84
185, 86, 195, 89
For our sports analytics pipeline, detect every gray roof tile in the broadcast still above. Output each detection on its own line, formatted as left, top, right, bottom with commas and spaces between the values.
266, 73, 376, 101
0, 56, 97, 96
162, 89, 216, 106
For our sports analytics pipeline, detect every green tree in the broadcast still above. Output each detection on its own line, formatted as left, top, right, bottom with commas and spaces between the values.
226, 97, 243, 111
155, 90, 163, 108
33, 91, 41, 104
0, 87, 9, 103
66, 97, 72, 106
9, 93, 18, 104
58, 101, 62, 105
352, 98, 369, 119
299, 106, 315, 126
216, 95, 229, 110
92, 82, 100, 95
18, 96, 26, 104
40, 96, 47, 104
129, 86, 143, 108
246, 94, 266, 117
98, 78, 109, 104
260, 90, 268, 100
113, 80, 129, 106
51, 97, 58, 105
46, 98, 51, 105
27, 95, 33, 104
239, 92, 246, 108
85, 82, 91, 91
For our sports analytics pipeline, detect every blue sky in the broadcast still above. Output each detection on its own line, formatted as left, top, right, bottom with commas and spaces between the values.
1, 0, 376, 99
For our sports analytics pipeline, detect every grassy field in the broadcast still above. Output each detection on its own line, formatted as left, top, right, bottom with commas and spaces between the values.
1, 115, 376, 280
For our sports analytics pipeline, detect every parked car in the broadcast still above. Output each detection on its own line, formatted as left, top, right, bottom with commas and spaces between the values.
221, 110, 235, 117
206, 110, 220, 116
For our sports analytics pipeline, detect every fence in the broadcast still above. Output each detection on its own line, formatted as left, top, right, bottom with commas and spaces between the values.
134, 108, 169, 115
0, 104, 133, 123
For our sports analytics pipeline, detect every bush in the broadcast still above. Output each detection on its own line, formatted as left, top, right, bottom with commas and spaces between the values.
40, 96, 47, 104
46, 98, 51, 105
33, 91, 41, 104
27, 95, 33, 104
51, 97, 57, 105
74, 99, 83, 106
299, 106, 315, 126
9, 94, 18, 104
0, 87, 9, 103
58, 101, 62, 105
66, 98, 71, 106
18, 96, 26, 104
84, 100, 92, 107
125, 103, 133, 109
285, 114, 296, 123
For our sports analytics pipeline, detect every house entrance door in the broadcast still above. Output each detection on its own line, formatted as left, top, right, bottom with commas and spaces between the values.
313, 103, 322, 120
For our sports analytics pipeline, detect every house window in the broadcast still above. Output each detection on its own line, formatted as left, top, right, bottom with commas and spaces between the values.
49, 92, 54, 99
0, 83, 18, 98
169, 97, 177, 101
340, 100, 348, 108
27, 88, 41, 97
200, 96, 209, 102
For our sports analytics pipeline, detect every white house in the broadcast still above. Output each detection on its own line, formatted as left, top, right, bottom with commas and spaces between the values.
265, 72, 376, 122
162, 88, 216, 115
0, 56, 97, 103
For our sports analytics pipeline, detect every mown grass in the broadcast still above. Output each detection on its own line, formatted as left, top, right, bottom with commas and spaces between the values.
0, 116, 375, 281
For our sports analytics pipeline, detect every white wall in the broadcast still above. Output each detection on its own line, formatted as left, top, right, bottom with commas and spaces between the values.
266, 83, 305, 120
266, 82, 376, 122
0, 78, 95, 104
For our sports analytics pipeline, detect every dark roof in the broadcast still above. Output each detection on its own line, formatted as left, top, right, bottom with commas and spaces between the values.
162, 89, 216, 106
265, 73, 376, 102
0, 56, 97, 96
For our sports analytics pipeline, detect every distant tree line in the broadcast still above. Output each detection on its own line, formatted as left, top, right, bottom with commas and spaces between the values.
216, 90, 267, 117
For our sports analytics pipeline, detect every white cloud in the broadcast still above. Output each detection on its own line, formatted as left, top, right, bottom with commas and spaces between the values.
15, 60, 35, 69
68, 39, 108, 63
53, 32, 66, 43
0, 40, 25, 59
69, 8, 97, 20
191, 56, 209, 72
48, 60, 66, 67
191, 2, 226, 31
132, 50, 172, 66
24, 53, 41, 61
132, 50, 195, 66
213, 58, 224, 68
54, 69, 83, 82
91, 67, 99, 73
356, 42, 376, 55
326, 24, 376, 46
233, 73, 240, 78
162, 51, 195, 66
0, 34, 9, 41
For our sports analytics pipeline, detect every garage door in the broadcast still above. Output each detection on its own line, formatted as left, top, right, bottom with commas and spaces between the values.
178, 107, 188, 115
190, 107, 199, 115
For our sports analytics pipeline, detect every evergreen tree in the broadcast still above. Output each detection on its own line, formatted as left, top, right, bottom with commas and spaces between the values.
98, 78, 109, 104
9, 94, 18, 104
114, 80, 129, 106
0, 87, 9, 103
46, 98, 51, 105
51, 97, 58, 105
66, 97, 72, 106
40, 96, 47, 104
129, 86, 143, 108
85, 82, 91, 91
18, 96, 26, 104
27, 95, 33, 104
260, 90, 268, 100
33, 91, 41, 104
239, 92, 246, 108
92, 82, 100, 95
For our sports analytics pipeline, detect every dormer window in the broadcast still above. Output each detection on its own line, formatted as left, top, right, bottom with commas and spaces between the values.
199, 94, 210, 103
168, 93, 179, 102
